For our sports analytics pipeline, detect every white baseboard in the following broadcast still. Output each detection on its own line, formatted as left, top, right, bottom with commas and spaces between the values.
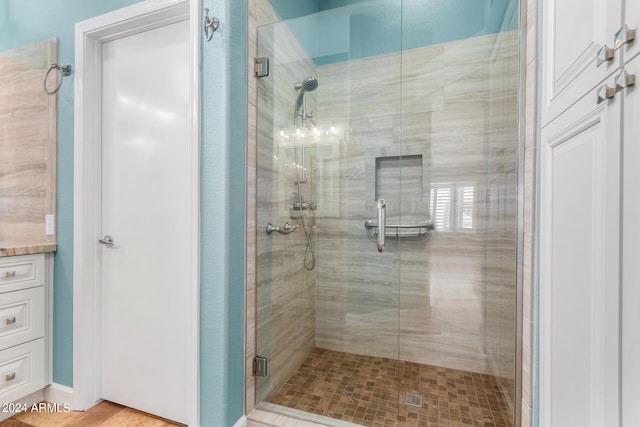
44, 383, 74, 407
233, 415, 247, 427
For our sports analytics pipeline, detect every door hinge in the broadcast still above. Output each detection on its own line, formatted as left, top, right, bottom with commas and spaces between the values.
254, 57, 269, 78
253, 355, 268, 377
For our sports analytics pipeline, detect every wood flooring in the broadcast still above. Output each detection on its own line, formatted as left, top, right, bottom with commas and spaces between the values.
0, 401, 184, 427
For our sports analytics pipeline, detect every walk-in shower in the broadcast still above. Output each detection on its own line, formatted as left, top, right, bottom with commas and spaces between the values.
253, 0, 522, 425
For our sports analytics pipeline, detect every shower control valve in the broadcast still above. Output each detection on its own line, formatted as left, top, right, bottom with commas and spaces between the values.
266, 222, 298, 235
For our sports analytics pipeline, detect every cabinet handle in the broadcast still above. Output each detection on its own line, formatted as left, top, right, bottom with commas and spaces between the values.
5, 317, 16, 326
3, 271, 16, 279
614, 24, 636, 50
597, 84, 615, 104
615, 70, 635, 92
5, 372, 15, 382
597, 45, 614, 66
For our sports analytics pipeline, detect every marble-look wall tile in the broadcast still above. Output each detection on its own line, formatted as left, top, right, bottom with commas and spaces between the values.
248, 408, 337, 427
251, 0, 319, 404
245, 286, 257, 412
485, 28, 520, 415
522, 1, 538, 426
247, 0, 284, 415
247, 0, 532, 420
246, 165, 258, 296
525, 60, 538, 151
0, 39, 57, 245
526, 0, 538, 67
314, 32, 520, 391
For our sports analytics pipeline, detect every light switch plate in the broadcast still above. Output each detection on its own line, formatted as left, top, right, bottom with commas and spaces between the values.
45, 215, 55, 235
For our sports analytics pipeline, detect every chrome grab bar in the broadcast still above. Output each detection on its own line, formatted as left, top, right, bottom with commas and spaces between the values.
266, 222, 298, 235
364, 221, 434, 237
377, 199, 386, 252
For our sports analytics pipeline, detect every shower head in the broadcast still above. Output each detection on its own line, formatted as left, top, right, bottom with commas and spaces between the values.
294, 76, 318, 92
294, 77, 318, 120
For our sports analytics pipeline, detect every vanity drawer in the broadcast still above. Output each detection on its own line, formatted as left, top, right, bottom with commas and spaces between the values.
0, 287, 44, 351
0, 339, 45, 403
0, 255, 44, 293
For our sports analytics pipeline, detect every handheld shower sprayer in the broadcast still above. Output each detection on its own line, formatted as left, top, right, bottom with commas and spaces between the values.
292, 76, 319, 271
294, 76, 318, 120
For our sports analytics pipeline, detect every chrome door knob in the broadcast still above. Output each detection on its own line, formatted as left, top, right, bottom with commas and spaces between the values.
98, 235, 114, 247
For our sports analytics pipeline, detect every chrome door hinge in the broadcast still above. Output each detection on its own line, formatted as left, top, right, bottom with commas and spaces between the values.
254, 57, 269, 78
253, 355, 268, 377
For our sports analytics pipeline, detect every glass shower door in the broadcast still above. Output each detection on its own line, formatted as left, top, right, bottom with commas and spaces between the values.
255, 3, 405, 424
253, 1, 520, 426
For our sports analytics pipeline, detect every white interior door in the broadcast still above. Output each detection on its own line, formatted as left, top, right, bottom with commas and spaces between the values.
100, 19, 191, 424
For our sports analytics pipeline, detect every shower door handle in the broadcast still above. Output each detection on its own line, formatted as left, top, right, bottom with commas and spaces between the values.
377, 199, 386, 252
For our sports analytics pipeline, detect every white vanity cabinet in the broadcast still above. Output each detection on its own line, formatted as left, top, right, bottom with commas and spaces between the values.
621, 52, 640, 426
0, 253, 51, 420
541, 0, 639, 424
541, 0, 623, 125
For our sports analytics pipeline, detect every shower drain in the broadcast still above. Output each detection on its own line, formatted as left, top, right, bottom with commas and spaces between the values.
404, 393, 423, 408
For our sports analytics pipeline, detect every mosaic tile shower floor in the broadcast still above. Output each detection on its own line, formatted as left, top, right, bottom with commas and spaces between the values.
268, 348, 513, 427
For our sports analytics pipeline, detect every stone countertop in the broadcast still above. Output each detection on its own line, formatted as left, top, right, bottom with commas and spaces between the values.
0, 242, 57, 257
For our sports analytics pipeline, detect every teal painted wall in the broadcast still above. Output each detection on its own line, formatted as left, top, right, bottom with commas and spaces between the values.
269, 0, 518, 65
226, 0, 247, 423
0, 0, 147, 390
200, 0, 247, 425
0, 1, 246, 426
267, 0, 317, 20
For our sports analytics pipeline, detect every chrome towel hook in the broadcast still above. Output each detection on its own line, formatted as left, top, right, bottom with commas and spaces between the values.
44, 63, 71, 95
203, 8, 219, 42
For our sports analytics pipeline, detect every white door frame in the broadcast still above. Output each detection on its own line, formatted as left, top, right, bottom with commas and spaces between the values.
73, 0, 200, 425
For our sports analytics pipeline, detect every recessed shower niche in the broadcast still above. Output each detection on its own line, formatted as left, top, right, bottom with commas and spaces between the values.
253, 0, 521, 425
368, 149, 431, 228
375, 154, 423, 202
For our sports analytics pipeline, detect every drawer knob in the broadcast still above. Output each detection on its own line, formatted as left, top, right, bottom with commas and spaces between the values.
5, 372, 15, 382
5, 317, 16, 326
3, 271, 16, 279
615, 70, 635, 92
597, 45, 614, 66
615, 24, 636, 50
597, 84, 615, 104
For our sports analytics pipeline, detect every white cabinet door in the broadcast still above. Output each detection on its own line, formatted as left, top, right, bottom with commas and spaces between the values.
623, 4, 639, 63
622, 53, 640, 426
540, 82, 622, 427
542, 0, 622, 125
